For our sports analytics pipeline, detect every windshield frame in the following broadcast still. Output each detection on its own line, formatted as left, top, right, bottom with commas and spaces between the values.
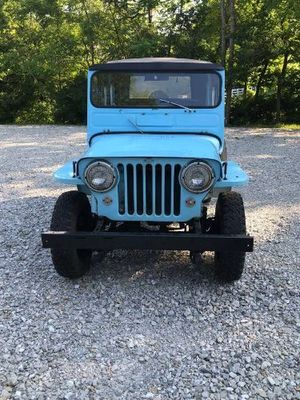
90, 70, 222, 110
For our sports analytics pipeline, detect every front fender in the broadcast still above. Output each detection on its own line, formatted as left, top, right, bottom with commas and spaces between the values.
54, 161, 82, 185
214, 161, 249, 188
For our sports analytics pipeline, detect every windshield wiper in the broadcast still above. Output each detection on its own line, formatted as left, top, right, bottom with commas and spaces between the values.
128, 118, 144, 134
159, 98, 193, 112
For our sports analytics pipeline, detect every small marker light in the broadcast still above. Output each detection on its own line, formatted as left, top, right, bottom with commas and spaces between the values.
185, 198, 196, 207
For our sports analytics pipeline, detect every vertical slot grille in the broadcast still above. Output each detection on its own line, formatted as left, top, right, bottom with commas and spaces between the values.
118, 162, 182, 217
127, 164, 134, 215
117, 164, 125, 214
164, 164, 172, 215
155, 165, 162, 215
146, 165, 153, 215
136, 164, 143, 215
174, 164, 181, 216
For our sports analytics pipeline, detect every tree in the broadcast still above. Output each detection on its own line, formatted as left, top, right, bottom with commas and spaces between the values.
0, 0, 299, 125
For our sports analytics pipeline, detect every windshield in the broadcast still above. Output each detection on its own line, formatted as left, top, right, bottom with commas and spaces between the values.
91, 71, 221, 108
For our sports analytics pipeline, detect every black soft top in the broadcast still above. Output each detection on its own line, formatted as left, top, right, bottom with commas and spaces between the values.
89, 57, 224, 72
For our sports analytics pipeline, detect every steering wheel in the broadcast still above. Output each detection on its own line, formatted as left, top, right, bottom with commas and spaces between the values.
149, 90, 168, 99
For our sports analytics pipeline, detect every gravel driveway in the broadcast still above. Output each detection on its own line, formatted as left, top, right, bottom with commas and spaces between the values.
0, 126, 299, 400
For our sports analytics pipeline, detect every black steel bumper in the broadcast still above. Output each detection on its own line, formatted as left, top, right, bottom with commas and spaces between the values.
41, 231, 254, 252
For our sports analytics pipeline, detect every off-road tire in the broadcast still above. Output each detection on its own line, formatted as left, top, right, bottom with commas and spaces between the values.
215, 191, 246, 282
50, 191, 95, 278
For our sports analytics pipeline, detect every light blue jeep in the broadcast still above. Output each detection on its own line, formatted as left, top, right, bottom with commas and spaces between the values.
42, 58, 253, 282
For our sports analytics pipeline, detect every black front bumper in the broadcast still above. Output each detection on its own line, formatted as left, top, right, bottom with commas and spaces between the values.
41, 231, 254, 252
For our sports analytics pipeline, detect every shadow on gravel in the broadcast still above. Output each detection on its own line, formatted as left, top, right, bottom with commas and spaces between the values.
2, 189, 296, 293
0, 195, 220, 288
0, 194, 267, 288
89, 250, 217, 286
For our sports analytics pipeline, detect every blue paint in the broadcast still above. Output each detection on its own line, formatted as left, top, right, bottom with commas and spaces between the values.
87, 134, 221, 159
54, 161, 81, 185
54, 63, 249, 222
214, 161, 248, 188
75, 157, 221, 221
87, 70, 225, 142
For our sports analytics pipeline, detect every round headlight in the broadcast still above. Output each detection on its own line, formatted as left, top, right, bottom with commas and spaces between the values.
85, 161, 117, 192
180, 161, 214, 193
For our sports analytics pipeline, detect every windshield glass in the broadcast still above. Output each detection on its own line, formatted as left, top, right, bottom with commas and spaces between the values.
91, 71, 221, 108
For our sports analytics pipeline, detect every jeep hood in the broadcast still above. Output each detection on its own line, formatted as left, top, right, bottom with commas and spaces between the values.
84, 133, 221, 160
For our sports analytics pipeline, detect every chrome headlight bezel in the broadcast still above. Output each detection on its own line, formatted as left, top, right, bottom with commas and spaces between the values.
85, 160, 117, 192
180, 161, 215, 193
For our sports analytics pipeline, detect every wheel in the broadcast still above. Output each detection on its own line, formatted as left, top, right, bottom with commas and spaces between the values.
50, 191, 96, 278
214, 191, 246, 282
149, 90, 168, 99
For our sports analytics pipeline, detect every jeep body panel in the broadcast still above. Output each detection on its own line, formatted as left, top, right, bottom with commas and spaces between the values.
43, 58, 253, 282
54, 133, 248, 222
87, 69, 225, 143
87, 133, 220, 158
55, 158, 248, 188
53, 58, 248, 223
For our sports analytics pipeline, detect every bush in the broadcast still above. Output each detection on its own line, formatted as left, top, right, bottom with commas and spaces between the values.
15, 100, 55, 124
54, 75, 87, 124
230, 95, 274, 125
230, 93, 300, 125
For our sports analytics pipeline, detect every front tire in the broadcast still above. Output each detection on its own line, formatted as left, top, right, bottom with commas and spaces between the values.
215, 192, 246, 282
50, 191, 95, 278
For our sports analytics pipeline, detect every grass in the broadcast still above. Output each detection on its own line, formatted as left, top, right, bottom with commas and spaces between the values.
274, 123, 300, 130
230, 123, 300, 130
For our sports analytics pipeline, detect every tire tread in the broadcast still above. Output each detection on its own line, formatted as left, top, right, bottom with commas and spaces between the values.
50, 191, 94, 278
215, 191, 246, 282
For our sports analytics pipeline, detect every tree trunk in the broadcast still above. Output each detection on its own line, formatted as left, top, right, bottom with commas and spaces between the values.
220, 0, 226, 68
243, 78, 247, 99
276, 52, 289, 123
147, 2, 152, 24
81, 0, 95, 65
225, 0, 235, 125
254, 60, 268, 102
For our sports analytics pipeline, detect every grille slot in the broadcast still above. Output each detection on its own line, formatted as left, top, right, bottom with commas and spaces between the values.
118, 162, 182, 217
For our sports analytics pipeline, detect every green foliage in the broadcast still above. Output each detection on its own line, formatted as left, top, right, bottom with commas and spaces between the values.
55, 74, 87, 124
15, 100, 55, 124
231, 92, 300, 125
0, 0, 299, 125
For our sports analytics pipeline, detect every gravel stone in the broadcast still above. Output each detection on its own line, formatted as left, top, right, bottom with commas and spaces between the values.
256, 388, 267, 398
261, 361, 271, 369
0, 126, 299, 399
0, 388, 12, 400
6, 373, 17, 387
267, 376, 276, 386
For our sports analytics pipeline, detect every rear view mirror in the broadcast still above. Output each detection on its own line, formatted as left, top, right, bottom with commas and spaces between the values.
144, 74, 170, 81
